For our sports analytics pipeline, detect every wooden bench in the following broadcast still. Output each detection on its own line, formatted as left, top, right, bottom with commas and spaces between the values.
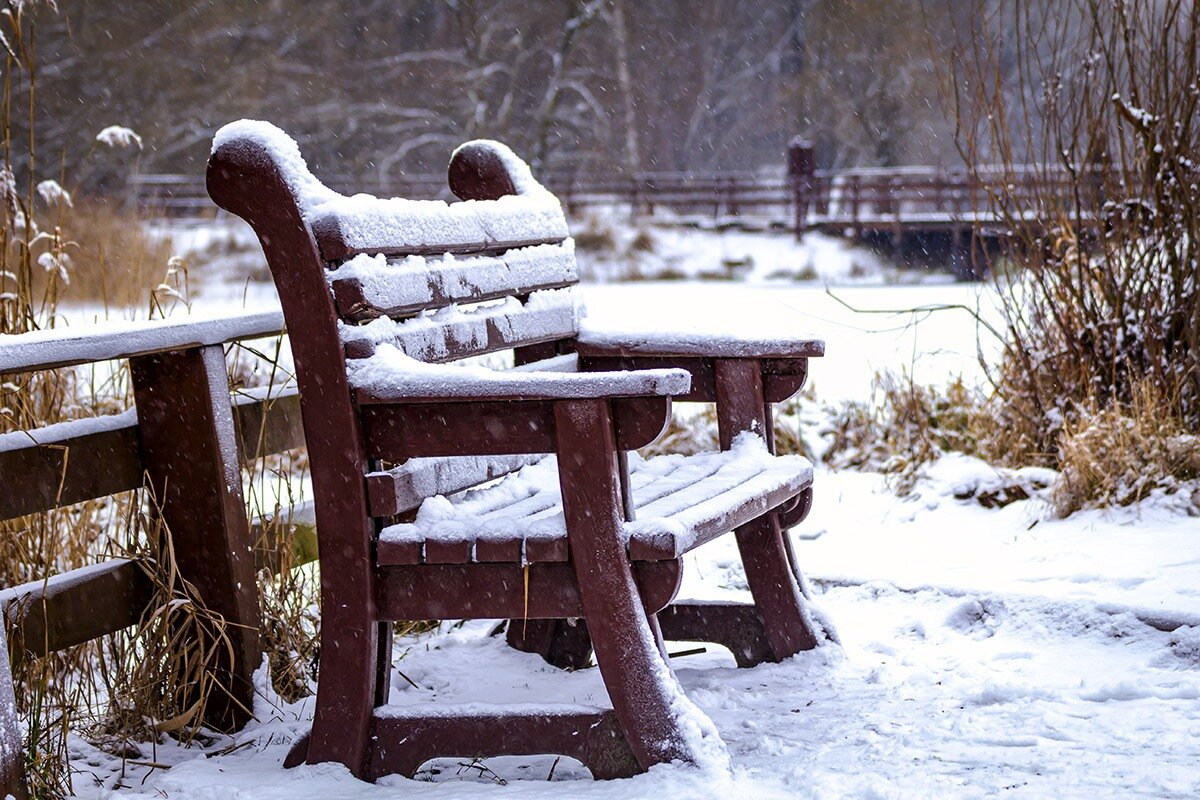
207, 121, 829, 781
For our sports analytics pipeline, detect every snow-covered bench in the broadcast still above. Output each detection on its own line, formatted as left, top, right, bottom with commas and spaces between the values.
207, 121, 828, 782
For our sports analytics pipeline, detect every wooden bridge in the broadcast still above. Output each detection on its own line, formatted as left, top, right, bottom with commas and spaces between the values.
125, 140, 1067, 277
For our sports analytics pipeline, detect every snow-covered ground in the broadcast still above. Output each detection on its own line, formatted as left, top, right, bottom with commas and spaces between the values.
56, 222, 1200, 798
69, 468, 1200, 799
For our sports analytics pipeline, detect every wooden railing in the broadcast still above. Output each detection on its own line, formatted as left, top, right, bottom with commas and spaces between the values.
122, 157, 1082, 235
0, 310, 312, 799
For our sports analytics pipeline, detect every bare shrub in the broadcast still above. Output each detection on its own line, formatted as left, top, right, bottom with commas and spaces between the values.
950, 0, 1200, 460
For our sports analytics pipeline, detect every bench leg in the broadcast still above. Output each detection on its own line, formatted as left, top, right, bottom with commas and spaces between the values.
290, 494, 381, 775
711, 359, 824, 661
505, 618, 593, 670
554, 399, 723, 770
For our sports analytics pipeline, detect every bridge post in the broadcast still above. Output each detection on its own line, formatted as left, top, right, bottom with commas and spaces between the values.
949, 225, 974, 280
787, 138, 815, 241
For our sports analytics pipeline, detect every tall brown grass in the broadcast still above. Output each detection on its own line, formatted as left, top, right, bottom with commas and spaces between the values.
1, 7, 316, 798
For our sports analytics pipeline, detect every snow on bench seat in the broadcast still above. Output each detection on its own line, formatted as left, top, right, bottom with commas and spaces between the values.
377, 433, 812, 565
327, 241, 577, 321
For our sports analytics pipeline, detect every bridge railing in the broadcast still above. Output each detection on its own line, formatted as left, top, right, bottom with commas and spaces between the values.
120, 153, 1093, 236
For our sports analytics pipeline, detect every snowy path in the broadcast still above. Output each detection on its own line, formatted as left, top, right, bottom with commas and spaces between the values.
71, 468, 1200, 799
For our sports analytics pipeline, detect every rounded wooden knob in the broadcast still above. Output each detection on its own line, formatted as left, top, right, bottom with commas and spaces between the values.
448, 142, 518, 201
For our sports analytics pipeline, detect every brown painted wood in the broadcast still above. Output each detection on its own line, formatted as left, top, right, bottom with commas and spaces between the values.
578, 353, 811, 404
0, 311, 285, 375
366, 706, 639, 781
713, 358, 820, 658
574, 338, 824, 361
448, 140, 519, 201
131, 345, 262, 733
365, 455, 537, 517
552, 398, 702, 769
657, 601, 774, 669
341, 300, 577, 362
376, 560, 681, 621
777, 486, 814, 531
211, 135, 383, 776
360, 396, 669, 459
2, 559, 153, 665
627, 476, 811, 561
0, 625, 26, 800
362, 400, 556, 458
330, 248, 577, 322
232, 387, 305, 458
0, 413, 143, 522
505, 618, 594, 671
0, 389, 303, 522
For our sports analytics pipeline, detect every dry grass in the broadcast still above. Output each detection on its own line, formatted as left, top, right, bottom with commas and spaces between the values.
45, 200, 177, 310
1053, 381, 1200, 516
821, 372, 993, 494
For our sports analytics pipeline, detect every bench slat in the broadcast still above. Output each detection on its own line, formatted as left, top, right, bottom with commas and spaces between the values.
375, 440, 812, 566
366, 454, 539, 517
310, 193, 568, 262
341, 290, 578, 363
329, 242, 578, 322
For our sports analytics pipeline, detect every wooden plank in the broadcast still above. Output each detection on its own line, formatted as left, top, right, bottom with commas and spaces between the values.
365, 454, 538, 517
341, 296, 578, 362
0, 386, 305, 522
361, 400, 558, 459
0, 411, 143, 522
313, 214, 565, 261
375, 560, 681, 621
131, 345, 261, 733
0, 623, 26, 800
330, 243, 578, 322
0, 310, 285, 374
232, 385, 306, 457
579, 354, 810, 404
1, 559, 153, 664
361, 396, 670, 460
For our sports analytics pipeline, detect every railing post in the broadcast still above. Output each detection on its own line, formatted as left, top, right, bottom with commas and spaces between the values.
787, 138, 815, 241
850, 174, 862, 238
131, 344, 262, 733
0, 625, 27, 800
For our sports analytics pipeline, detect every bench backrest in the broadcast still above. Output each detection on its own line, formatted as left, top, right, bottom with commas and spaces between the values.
208, 121, 579, 376
206, 122, 578, 570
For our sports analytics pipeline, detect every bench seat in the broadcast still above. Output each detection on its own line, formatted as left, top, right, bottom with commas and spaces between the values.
377, 432, 812, 565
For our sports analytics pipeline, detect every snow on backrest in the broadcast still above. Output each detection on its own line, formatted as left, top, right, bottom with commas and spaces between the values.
209, 121, 580, 367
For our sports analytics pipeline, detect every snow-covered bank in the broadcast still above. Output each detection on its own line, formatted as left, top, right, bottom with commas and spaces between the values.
69, 464, 1200, 799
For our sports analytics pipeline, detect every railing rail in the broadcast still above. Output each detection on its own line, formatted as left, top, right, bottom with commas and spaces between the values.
118, 162, 1090, 230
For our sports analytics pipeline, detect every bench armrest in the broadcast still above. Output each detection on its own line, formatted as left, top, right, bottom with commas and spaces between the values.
350, 345, 690, 404
575, 321, 824, 360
